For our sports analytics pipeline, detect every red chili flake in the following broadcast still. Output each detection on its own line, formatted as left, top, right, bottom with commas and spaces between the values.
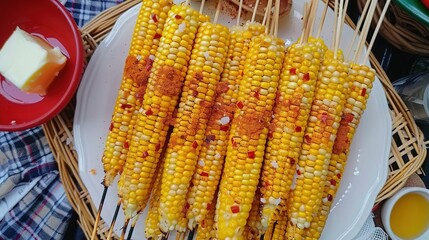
254, 90, 260, 100
145, 108, 153, 116
151, 13, 158, 23
295, 126, 302, 132
231, 137, 238, 148
175, 14, 183, 20
289, 68, 297, 75
297, 169, 301, 175
206, 203, 212, 210
336, 173, 342, 179
247, 151, 256, 159
330, 179, 337, 186
321, 112, 328, 123
275, 91, 281, 104
154, 33, 162, 39
237, 101, 244, 109
192, 90, 198, 97
303, 72, 310, 81
304, 135, 312, 144
201, 219, 206, 228
200, 171, 209, 177
229, 55, 234, 60
192, 141, 199, 149
205, 134, 215, 144
155, 143, 161, 152
361, 88, 367, 96
109, 122, 114, 131
220, 125, 229, 131
121, 103, 132, 109
327, 194, 333, 201
268, 131, 273, 139
142, 151, 149, 158
146, 58, 154, 71
263, 181, 270, 188
124, 142, 129, 149
230, 205, 240, 214
343, 113, 355, 123
289, 157, 296, 165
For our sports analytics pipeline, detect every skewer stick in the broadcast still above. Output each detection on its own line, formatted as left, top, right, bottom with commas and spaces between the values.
308, 0, 318, 39
274, 0, 280, 37
237, 0, 244, 26
106, 200, 122, 239
90, 186, 108, 240
299, 2, 309, 44
213, 0, 222, 24
334, 0, 344, 59
199, 0, 206, 14
185, 0, 190, 6
120, 218, 130, 240
316, 0, 330, 38
262, 0, 273, 26
338, 0, 350, 42
332, 0, 339, 49
345, 0, 371, 60
251, 0, 261, 23
363, 0, 391, 63
354, 0, 377, 63
125, 215, 140, 240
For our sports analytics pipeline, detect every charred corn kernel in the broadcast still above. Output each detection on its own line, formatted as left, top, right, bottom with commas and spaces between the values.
186, 22, 265, 230
102, 0, 173, 187
286, 51, 349, 240
145, 156, 165, 240
195, 192, 218, 240
259, 37, 326, 231
118, 5, 205, 219
243, 187, 263, 239
216, 34, 285, 240
305, 63, 375, 240
271, 211, 288, 240
159, 22, 230, 232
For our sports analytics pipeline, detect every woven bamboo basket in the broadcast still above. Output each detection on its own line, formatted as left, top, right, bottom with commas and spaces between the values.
357, 0, 429, 56
42, 0, 427, 239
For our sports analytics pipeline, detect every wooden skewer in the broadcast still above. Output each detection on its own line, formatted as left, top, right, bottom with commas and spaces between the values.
363, 0, 391, 63
106, 200, 122, 239
90, 186, 108, 240
125, 214, 140, 240
213, 0, 222, 24
334, 0, 344, 59
185, 0, 190, 6
354, 0, 377, 63
332, 0, 339, 49
346, 0, 371, 60
308, 0, 318, 39
120, 217, 130, 240
237, 0, 244, 26
251, 0, 261, 23
273, 0, 280, 37
316, 0, 330, 38
262, 0, 273, 26
199, 0, 206, 14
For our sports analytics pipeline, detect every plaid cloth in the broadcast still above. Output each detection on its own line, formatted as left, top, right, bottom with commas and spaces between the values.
0, 1, 123, 239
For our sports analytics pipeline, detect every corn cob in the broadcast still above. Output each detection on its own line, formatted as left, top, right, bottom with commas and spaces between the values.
305, 63, 375, 239
259, 37, 326, 231
286, 50, 349, 240
102, 0, 173, 187
145, 155, 166, 240
271, 210, 288, 240
195, 191, 218, 240
186, 22, 265, 229
215, 34, 285, 240
159, 21, 230, 232
117, 4, 207, 219
243, 186, 263, 239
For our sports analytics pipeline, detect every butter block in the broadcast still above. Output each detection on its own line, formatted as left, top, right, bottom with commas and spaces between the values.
0, 27, 67, 95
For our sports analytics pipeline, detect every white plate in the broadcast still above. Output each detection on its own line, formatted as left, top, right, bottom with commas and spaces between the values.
74, 1, 392, 239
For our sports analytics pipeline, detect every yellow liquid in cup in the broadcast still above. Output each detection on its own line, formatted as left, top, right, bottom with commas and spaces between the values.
390, 192, 429, 239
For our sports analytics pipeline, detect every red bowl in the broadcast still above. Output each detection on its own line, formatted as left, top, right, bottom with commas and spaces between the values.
0, 0, 84, 131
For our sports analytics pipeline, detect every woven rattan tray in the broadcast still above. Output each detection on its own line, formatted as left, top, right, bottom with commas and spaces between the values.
42, 0, 427, 239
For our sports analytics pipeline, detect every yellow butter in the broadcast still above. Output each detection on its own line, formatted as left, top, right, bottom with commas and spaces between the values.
0, 27, 67, 95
